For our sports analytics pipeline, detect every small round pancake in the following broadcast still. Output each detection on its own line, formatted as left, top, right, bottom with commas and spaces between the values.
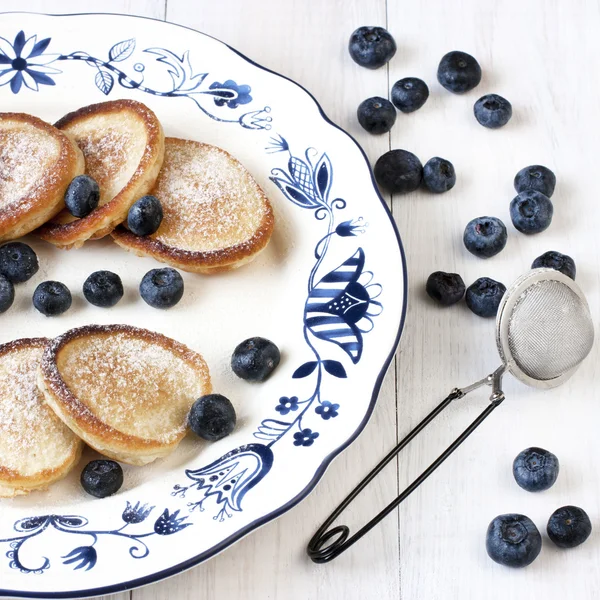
111, 138, 274, 273
37, 100, 165, 249
0, 338, 83, 497
0, 113, 84, 242
38, 324, 212, 466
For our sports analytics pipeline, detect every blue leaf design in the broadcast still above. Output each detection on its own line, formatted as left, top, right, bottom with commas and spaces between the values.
53, 516, 88, 529
14, 516, 48, 532
270, 177, 316, 208
144, 48, 207, 93
95, 70, 114, 95
314, 153, 333, 200
62, 546, 97, 571
145, 47, 185, 88
109, 38, 135, 62
292, 361, 318, 378
254, 419, 291, 441
322, 360, 347, 378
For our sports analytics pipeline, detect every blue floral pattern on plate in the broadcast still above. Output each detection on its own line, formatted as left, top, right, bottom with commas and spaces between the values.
0, 19, 402, 591
173, 137, 383, 519
0, 504, 189, 574
0, 30, 272, 130
0, 31, 59, 92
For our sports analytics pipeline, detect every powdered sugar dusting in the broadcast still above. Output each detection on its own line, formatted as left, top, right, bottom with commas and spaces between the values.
0, 127, 59, 212
151, 141, 269, 252
57, 332, 208, 443
0, 345, 75, 475
76, 126, 142, 205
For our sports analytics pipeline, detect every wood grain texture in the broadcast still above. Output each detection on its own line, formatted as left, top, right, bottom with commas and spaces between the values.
1, 0, 166, 19
5, 0, 600, 598
389, 0, 600, 599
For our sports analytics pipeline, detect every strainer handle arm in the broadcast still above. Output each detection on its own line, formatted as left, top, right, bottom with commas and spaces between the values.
307, 390, 505, 564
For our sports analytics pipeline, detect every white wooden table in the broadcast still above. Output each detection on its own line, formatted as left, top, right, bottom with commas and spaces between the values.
4, 1, 600, 598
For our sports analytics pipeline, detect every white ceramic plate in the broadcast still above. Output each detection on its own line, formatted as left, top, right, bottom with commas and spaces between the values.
0, 12, 406, 598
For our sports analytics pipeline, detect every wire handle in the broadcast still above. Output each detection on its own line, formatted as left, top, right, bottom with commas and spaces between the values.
307, 372, 506, 563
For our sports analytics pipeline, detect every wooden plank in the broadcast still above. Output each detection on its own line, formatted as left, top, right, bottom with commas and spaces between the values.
388, 0, 600, 598
0, 0, 165, 19
135, 1, 400, 599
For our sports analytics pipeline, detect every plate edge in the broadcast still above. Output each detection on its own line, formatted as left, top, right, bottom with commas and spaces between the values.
0, 11, 408, 599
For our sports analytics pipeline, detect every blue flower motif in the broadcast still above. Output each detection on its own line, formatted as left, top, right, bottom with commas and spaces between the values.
209, 79, 252, 108
275, 395, 299, 416
265, 134, 289, 154
122, 501, 154, 524
293, 428, 319, 447
0, 31, 60, 93
336, 217, 367, 237
153, 509, 191, 535
305, 248, 383, 364
315, 401, 339, 420
62, 546, 97, 572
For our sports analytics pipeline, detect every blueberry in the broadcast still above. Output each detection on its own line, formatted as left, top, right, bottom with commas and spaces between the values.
532, 251, 576, 280
83, 270, 124, 307
231, 337, 281, 382
474, 94, 512, 129
513, 447, 559, 492
437, 51, 482, 94
486, 514, 542, 568
64, 174, 100, 218
139, 268, 184, 309
425, 271, 465, 306
348, 26, 397, 70
465, 277, 506, 318
0, 274, 14, 313
510, 190, 553, 234
391, 77, 429, 113
547, 506, 592, 549
189, 394, 237, 442
374, 149, 423, 194
127, 195, 163, 236
0, 242, 39, 283
357, 97, 396, 135
80, 460, 123, 498
514, 165, 556, 198
33, 281, 72, 316
463, 216, 507, 258
423, 157, 456, 193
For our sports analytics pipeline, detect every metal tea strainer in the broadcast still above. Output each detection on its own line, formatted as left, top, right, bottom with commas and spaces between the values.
307, 268, 595, 563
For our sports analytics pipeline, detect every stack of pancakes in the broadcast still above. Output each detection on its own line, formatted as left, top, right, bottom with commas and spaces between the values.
1, 99, 274, 269
0, 325, 211, 497
0, 98, 276, 496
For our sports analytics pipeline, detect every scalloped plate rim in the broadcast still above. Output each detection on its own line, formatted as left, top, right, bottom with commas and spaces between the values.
0, 11, 408, 599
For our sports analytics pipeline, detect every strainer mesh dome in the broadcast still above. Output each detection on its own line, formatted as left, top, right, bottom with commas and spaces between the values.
507, 280, 594, 381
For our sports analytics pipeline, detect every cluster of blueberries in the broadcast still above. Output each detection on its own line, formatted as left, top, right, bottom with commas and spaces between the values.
350, 27, 511, 196
426, 166, 573, 317
487, 447, 591, 568
0, 173, 170, 316
350, 26, 590, 569
81, 336, 281, 498
347, 26, 572, 319
0, 241, 185, 315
